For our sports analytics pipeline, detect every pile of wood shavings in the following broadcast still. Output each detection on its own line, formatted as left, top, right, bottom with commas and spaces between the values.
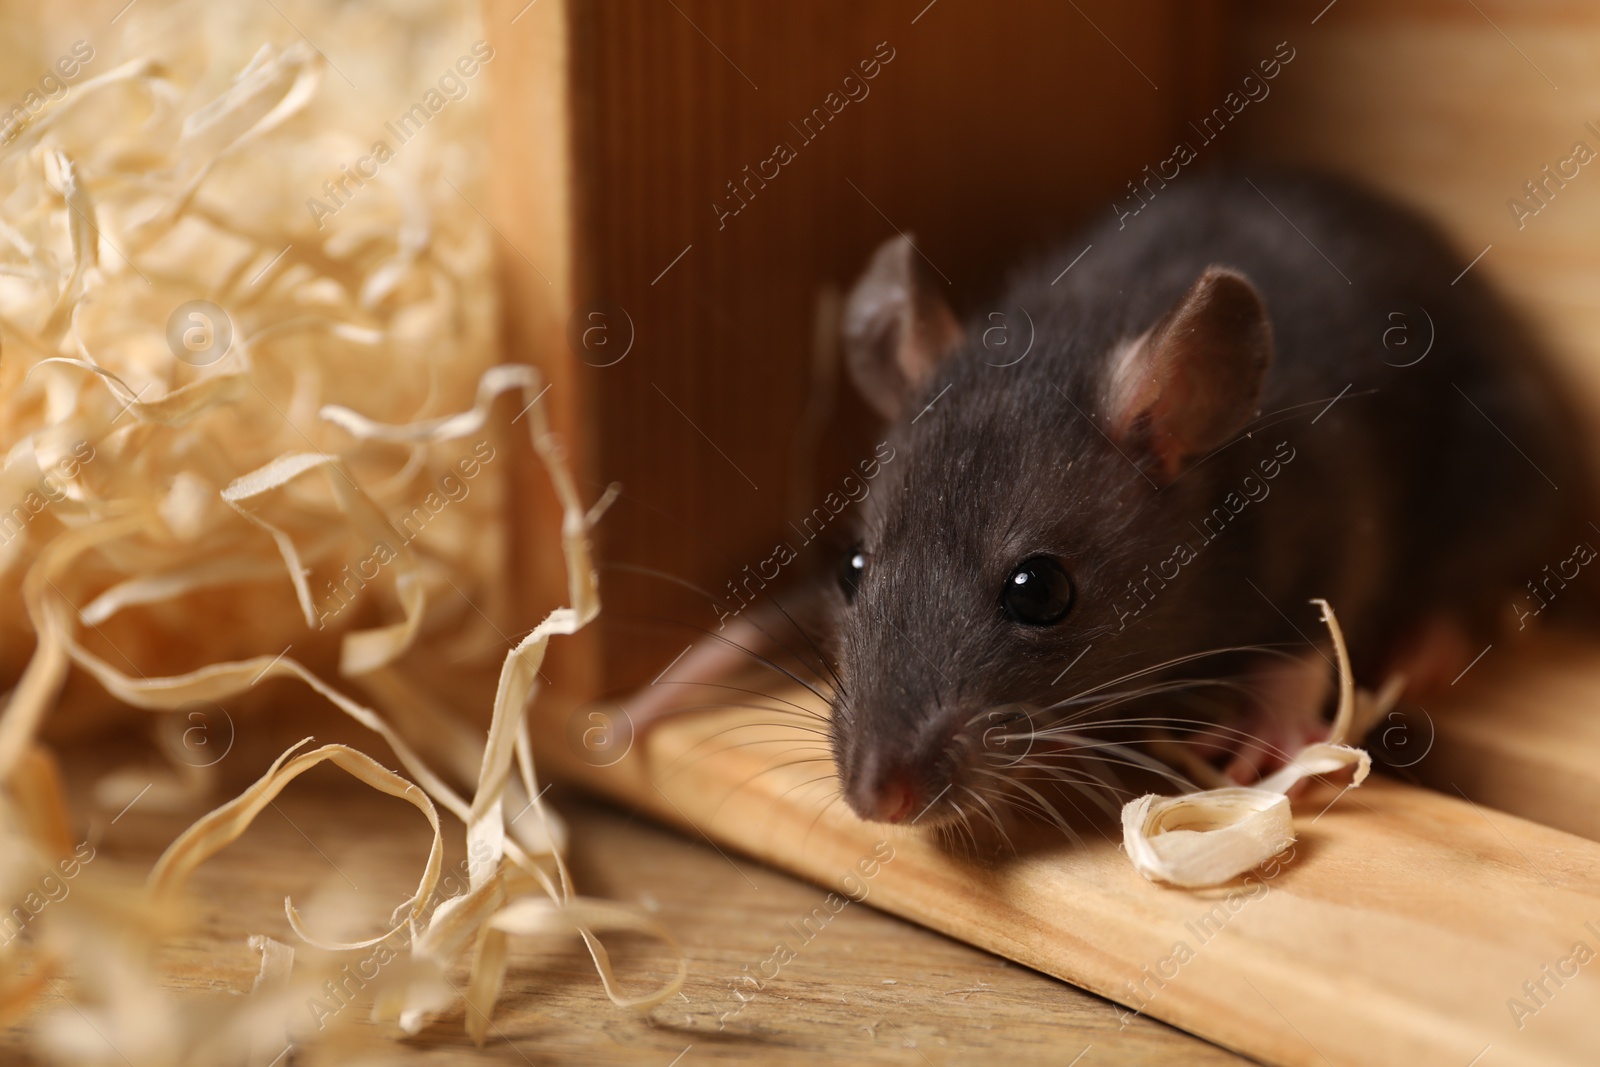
0, 3, 683, 1062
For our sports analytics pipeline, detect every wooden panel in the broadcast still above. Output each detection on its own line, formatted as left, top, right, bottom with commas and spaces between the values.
490, 0, 1229, 699
1230, 0, 1600, 449
482, 0, 603, 702
540, 681, 1600, 1067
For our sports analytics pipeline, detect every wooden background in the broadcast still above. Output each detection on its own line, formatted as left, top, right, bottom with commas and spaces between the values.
1233, 0, 1600, 424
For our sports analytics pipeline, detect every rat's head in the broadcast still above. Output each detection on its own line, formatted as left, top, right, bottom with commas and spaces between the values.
829, 236, 1273, 827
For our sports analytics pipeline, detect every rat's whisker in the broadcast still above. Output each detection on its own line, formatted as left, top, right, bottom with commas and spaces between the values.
741, 604, 842, 698
800, 789, 849, 855
1016, 732, 1196, 790
766, 591, 849, 699
655, 710, 831, 773
1057, 642, 1300, 707
1002, 752, 1127, 796
972, 766, 1084, 846
1071, 714, 1290, 745
1031, 746, 1194, 788
748, 770, 842, 842
960, 784, 1014, 852
958, 676, 1239, 738
615, 612, 838, 706
597, 563, 832, 686
1035, 677, 1254, 724
943, 798, 980, 857
703, 762, 837, 826
1064, 714, 1307, 768
1024, 766, 1126, 821
1014, 748, 1135, 798
673, 744, 830, 786
647, 680, 830, 723
769, 769, 846, 807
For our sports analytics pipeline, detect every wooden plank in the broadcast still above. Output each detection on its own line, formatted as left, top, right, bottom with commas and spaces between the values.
539, 683, 1600, 1067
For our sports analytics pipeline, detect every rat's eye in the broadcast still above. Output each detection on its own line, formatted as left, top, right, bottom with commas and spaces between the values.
1001, 556, 1074, 625
839, 546, 867, 603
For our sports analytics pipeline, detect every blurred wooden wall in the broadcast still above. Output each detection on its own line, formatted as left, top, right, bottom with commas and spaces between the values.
1230, 0, 1600, 434
487, 0, 1228, 705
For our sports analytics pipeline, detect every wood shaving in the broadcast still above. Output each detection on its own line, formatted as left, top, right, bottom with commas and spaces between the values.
1122, 599, 1393, 888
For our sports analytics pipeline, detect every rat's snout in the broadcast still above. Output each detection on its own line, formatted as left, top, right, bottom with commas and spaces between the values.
845, 755, 924, 824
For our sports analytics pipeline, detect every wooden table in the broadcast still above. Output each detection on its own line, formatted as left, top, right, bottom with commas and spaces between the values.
0, 749, 1245, 1065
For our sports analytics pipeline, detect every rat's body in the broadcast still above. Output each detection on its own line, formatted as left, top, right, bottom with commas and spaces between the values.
823, 170, 1593, 826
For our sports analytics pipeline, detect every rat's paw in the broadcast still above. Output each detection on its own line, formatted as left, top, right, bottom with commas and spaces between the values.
1221, 710, 1330, 785
1219, 650, 1331, 785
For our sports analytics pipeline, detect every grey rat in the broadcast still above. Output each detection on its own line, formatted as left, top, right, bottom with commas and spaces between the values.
633, 170, 1593, 830
826, 169, 1595, 826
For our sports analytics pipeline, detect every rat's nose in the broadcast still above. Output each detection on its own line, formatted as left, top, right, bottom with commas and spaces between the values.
858, 769, 920, 824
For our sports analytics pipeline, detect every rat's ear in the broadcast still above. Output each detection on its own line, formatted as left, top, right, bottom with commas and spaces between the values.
843, 235, 964, 421
1106, 266, 1273, 479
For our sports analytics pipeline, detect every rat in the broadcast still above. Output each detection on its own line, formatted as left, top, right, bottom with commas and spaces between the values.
629, 169, 1595, 832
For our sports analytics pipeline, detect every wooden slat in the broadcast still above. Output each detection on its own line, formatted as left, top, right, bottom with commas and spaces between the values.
539, 683, 1600, 1067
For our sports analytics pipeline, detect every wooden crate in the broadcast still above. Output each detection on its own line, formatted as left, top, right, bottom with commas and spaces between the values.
481, 3, 1600, 1064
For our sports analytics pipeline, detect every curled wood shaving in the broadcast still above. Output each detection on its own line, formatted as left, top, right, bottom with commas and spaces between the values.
491, 897, 690, 1009
219, 450, 425, 673
1122, 599, 1389, 888
149, 739, 445, 950
322, 364, 682, 1042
